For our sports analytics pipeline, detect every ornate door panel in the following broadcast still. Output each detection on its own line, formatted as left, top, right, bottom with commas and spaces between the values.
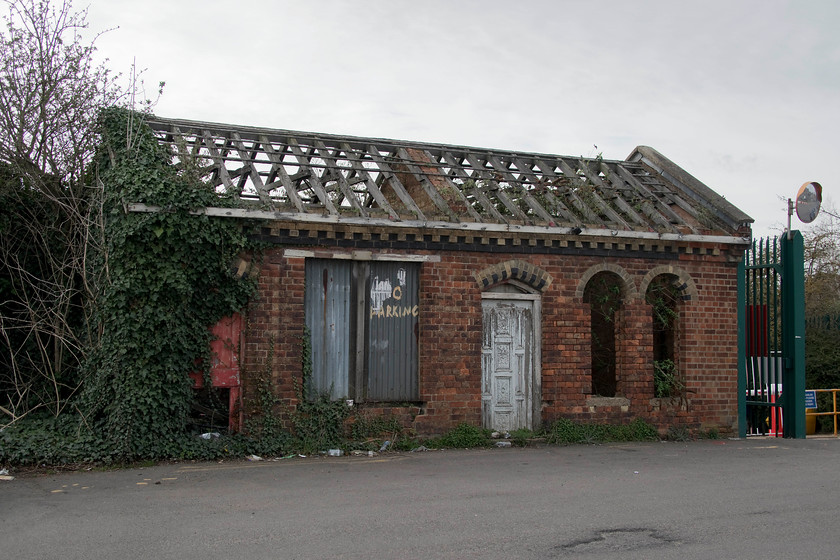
481, 298, 535, 431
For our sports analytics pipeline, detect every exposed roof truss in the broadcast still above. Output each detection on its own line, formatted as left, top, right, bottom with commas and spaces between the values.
146, 116, 751, 237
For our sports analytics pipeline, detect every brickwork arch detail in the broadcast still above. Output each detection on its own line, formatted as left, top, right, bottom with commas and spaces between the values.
475, 259, 553, 292
639, 265, 698, 301
575, 263, 637, 299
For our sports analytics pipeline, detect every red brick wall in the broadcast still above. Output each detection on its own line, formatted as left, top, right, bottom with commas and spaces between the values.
241, 242, 743, 437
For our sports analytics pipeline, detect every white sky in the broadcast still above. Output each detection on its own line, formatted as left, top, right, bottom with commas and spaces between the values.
84, 0, 840, 240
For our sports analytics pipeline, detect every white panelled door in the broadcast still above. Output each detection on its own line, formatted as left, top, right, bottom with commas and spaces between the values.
481, 297, 536, 431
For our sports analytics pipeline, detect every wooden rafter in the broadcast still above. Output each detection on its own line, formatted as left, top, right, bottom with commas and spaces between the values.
143, 116, 750, 237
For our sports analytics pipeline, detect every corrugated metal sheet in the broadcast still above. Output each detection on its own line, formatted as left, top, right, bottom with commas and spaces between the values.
366, 262, 419, 400
305, 259, 352, 399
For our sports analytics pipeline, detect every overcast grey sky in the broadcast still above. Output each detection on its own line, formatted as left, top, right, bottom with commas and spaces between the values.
85, 0, 839, 239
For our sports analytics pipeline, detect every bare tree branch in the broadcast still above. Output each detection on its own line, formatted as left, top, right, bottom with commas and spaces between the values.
0, 0, 130, 427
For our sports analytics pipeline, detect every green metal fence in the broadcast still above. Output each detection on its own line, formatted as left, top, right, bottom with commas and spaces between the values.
738, 232, 806, 438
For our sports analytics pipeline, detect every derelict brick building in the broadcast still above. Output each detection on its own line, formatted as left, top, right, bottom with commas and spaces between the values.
146, 117, 753, 435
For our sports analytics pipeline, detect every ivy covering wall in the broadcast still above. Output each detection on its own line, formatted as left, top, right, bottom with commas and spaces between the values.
77, 107, 259, 458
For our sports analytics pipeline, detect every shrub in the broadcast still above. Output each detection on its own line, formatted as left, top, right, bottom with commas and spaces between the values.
291, 393, 351, 454
544, 418, 659, 445
431, 423, 491, 448
509, 428, 534, 447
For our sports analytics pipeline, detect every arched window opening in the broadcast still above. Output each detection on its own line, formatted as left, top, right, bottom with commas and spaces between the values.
645, 274, 682, 398
583, 272, 624, 397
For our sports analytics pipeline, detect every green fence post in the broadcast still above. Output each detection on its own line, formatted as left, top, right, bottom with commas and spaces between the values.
781, 231, 806, 438
737, 255, 747, 438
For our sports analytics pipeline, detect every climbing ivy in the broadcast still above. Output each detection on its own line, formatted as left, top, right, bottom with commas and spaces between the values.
80, 107, 258, 459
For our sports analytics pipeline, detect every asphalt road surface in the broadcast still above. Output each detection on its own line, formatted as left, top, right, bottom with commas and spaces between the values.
2, 438, 840, 559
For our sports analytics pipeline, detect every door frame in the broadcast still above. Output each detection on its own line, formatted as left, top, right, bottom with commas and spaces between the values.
481, 291, 542, 431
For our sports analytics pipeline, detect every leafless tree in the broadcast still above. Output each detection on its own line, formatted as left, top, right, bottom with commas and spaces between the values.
803, 205, 840, 318
0, 0, 126, 426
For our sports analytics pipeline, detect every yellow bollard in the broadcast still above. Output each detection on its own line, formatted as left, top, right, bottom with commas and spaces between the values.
806, 408, 817, 435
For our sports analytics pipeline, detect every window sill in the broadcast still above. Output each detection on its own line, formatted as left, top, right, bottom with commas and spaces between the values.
586, 396, 630, 412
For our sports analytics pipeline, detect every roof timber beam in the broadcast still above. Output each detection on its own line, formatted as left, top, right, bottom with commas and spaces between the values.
569, 159, 636, 229
288, 138, 338, 215
440, 151, 506, 224
511, 157, 579, 225
141, 117, 751, 237
260, 135, 304, 212
631, 146, 752, 231
125, 202, 750, 245
365, 146, 426, 220
201, 130, 238, 198
340, 143, 398, 220
601, 162, 692, 233
486, 156, 557, 225
168, 126, 196, 166
595, 163, 657, 227
422, 150, 484, 223
615, 164, 701, 224
463, 153, 529, 223
552, 159, 610, 226
613, 164, 698, 232
231, 132, 273, 207
314, 141, 368, 217
395, 147, 459, 222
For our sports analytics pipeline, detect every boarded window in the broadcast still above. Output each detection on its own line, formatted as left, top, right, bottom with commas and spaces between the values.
304, 259, 419, 401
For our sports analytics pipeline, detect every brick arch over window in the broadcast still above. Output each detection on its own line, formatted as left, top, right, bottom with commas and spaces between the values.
474, 259, 553, 292
639, 265, 698, 302
575, 263, 637, 300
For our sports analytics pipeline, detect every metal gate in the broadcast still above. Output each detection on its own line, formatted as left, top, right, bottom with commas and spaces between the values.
738, 232, 806, 438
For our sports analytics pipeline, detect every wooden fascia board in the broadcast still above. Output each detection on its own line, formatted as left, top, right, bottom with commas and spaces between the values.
124, 203, 750, 245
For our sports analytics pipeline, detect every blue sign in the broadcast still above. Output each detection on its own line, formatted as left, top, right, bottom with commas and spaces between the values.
805, 390, 817, 409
